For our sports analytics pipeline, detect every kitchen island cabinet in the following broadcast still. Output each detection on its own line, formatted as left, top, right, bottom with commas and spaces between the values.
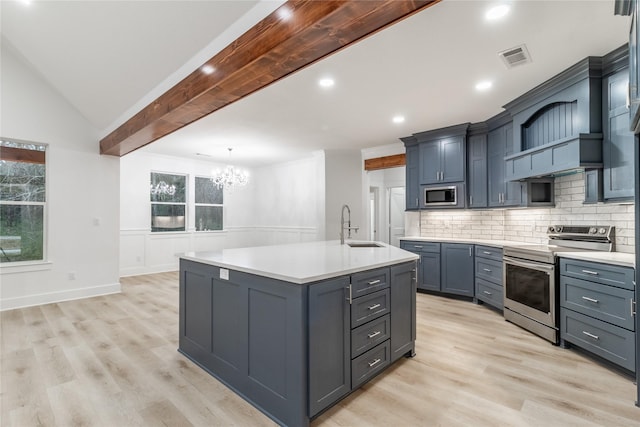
179, 241, 418, 427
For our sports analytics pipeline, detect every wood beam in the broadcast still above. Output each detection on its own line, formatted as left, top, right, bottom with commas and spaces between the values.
364, 154, 406, 171
100, 0, 439, 157
0, 146, 46, 164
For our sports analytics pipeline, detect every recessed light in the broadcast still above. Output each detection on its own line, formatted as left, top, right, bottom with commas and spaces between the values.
392, 115, 405, 124
318, 78, 335, 88
486, 4, 510, 20
277, 6, 293, 21
20, 0, 31, 5
201, 64, 215, 75
475, 81, 493, 91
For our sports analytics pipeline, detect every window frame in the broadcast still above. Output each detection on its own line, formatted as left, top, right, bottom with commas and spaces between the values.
194, 175, 224, 232
150, 171, 188, 233
0, 138, 48, 266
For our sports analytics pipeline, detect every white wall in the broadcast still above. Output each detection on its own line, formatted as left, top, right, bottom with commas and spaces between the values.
324, 149, 363, 241
119, 150, 324, 276
0, 45, 120, 310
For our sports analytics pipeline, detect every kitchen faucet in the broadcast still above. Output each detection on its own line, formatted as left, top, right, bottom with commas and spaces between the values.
340, 204, 359, 244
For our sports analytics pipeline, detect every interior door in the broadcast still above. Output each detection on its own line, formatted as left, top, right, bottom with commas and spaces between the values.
388, 187, 405, 247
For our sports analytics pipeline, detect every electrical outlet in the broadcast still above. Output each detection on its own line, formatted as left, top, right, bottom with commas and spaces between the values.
136, 256, 142, 262
68, 271, 76, 280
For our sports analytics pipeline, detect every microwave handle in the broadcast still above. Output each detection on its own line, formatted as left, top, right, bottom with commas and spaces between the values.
503, 256, 554, 274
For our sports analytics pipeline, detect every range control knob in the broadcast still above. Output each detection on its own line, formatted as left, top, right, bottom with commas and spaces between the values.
598, 227, 607, 235
589, 227, 597, 234
548, 226, 556, 233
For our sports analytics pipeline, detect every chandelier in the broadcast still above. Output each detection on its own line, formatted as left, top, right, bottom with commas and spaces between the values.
150, 181, 176, 196
210, 148, 249, 190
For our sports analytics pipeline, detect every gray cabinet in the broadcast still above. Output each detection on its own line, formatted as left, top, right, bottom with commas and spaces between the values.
309, 276, 351, 416
488, 123, 520, 207
441, 243, 475, 297
474, 245, 504, 310
400, 241, 440, 291
559, 258, 636, 372
405, 144, 420, 210
603, 68, 635, 200
467, 131, 488, 208
390, 262, 417, 362
419, 136, 466, 184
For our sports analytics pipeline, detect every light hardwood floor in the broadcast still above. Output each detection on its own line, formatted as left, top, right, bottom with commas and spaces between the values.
1, 272, 638, 426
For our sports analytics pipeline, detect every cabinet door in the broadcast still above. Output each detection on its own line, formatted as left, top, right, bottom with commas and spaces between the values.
441, 243, 474, 297
487, 127, 506, 207
419, 140, 441, 184
440, 136, 465, 183
468, 133, 487, 207
502, 125, 522, 206
603, 69, 635, 200
308, 277, 351, 417
405, 145, 420, 210
419, 252, 441, 291
390, 262, 417, 363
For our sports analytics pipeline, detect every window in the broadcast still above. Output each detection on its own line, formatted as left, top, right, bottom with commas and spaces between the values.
195, 176, 223, 231
150, 172, 186, 232
0, 139, 47, 263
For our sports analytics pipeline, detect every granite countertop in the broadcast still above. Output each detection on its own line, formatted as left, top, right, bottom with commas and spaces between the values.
400, 236, 635, 268
180, 240, 419, 284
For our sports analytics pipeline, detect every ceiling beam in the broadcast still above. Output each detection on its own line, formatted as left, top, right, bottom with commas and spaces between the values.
364, 154, 406, 171
99, 0, 439, 157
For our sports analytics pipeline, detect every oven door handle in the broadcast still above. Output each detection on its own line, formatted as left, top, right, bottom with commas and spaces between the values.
503, 256, 554, 274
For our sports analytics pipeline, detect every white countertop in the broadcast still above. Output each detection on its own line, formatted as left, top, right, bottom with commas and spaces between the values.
180, 240, 419, 284
399, 236, 533, 248
557, 251, 635, 268
400, 236, 635, 268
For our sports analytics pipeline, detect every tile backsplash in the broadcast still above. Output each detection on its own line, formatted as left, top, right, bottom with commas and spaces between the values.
410, 172, 635, 253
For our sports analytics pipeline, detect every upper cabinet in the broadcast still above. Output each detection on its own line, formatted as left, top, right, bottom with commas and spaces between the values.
467, 124, 488, 208
405, 144, 420, 211
415, 127, 468, 185
603, 60, 635, 200
487, 116, 522, 207
503, 57, 604, 181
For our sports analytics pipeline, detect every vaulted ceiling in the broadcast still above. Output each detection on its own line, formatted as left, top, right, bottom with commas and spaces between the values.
1, 1, 630, 166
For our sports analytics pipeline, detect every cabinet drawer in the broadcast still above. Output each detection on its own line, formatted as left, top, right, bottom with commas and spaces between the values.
475, 245, 503, 262
475, 258, 503, 284
351, 289, 390, 328
559, 259, 634, 290
351, 341, 390, 389
475, 278, 503, 310
561, 309, 635, 372
351, 314, 390, 358
560, 276, 635, 331
400, 241, 440, 253
351, 268, 390, 298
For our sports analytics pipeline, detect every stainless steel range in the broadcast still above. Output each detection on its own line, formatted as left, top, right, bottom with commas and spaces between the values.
503, 225, 615, 344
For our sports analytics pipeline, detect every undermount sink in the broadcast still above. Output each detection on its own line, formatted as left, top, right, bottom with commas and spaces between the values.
347, 242, 383, 248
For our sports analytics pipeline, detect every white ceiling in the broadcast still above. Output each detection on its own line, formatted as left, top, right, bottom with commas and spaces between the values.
1, 0, 630, 167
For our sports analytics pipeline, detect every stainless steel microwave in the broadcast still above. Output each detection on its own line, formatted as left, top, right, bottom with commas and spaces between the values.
423, 185, 457, 206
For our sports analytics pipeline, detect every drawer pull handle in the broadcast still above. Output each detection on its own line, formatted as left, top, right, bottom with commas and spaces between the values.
368, 358, 382, 368
582, 331, 599, 340
581, 269, 599, 276
413, 245, 423, 249
483, 290, 492, 295
368, 279, 381, 286
581, 296, 599, 303
482, 251, 492, 255
367, 331, 381, 339
483, 268, 492, 272
367, 303, 381, 311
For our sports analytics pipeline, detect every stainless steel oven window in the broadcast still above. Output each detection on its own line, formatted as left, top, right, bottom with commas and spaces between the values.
505, 263, 551, 313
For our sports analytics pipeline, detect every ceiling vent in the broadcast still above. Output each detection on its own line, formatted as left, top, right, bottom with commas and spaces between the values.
498, 44, 531, 69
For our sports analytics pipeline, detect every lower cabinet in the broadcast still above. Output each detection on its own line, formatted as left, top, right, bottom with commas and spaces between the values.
441, 243, 475, 297
400, 240, 474, 297
308, 262, 417, 417
474, 245, 504, 310
559, 258, 636, 372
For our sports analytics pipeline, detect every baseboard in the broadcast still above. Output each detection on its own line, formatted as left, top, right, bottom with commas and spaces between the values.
0, 282, 121, 311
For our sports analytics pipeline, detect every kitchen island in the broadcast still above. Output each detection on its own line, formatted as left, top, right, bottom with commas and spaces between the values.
179, 240, 418, 427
